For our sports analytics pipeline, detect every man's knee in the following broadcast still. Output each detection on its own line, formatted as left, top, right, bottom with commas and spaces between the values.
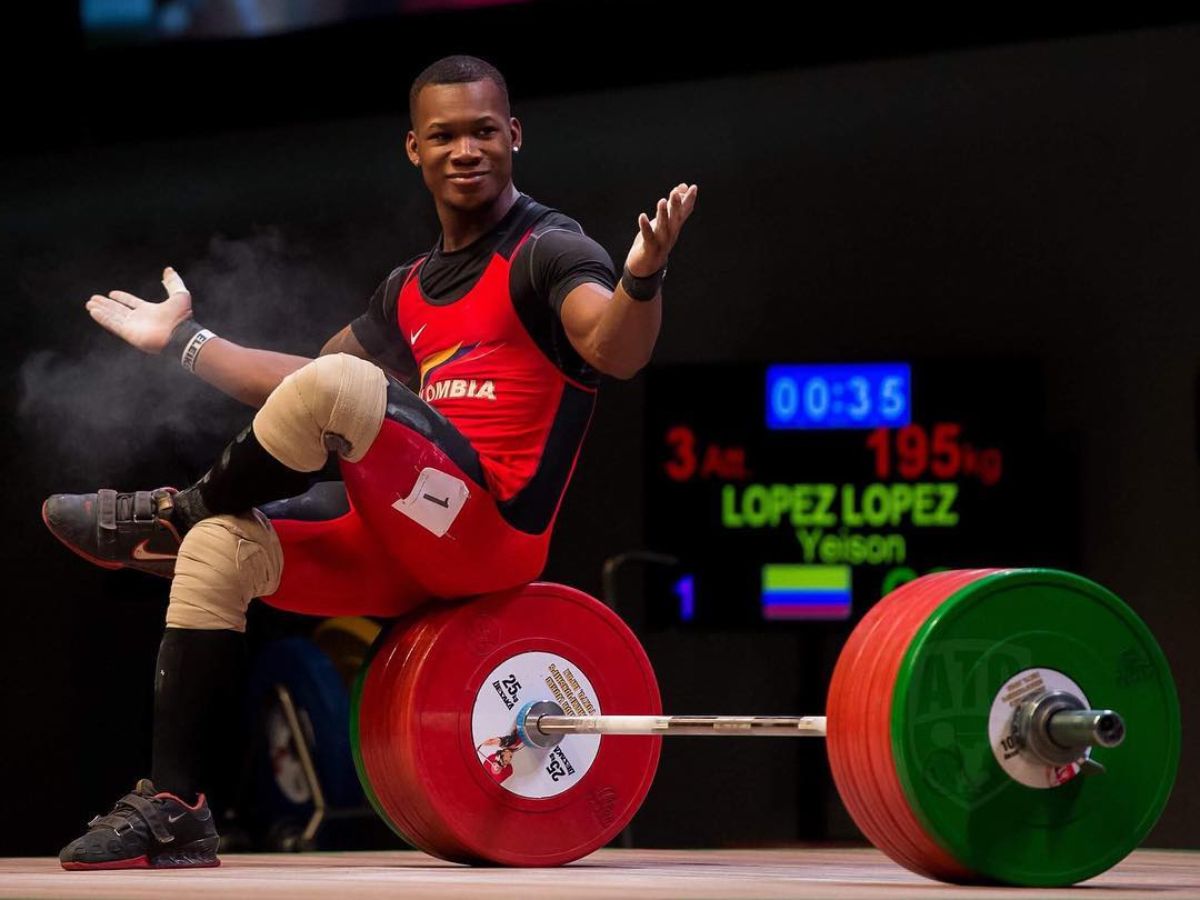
253, 353, 388, 471
165, 511, 283, 632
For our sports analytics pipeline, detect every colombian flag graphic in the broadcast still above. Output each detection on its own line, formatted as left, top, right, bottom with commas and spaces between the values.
419, 342, 480, 391
761, 564, 852, 620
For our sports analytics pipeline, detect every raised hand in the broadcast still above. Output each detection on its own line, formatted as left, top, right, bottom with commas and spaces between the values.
625, 183, 699, 277
85, 267, 194, 354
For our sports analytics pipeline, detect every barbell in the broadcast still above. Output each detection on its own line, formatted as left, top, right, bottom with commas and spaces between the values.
349, 568, 1179, 886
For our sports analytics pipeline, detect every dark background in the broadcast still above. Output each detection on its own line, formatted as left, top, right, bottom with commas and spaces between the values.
2, 3, 1196, 856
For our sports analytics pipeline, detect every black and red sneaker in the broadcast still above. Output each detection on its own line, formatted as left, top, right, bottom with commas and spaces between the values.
42, 488, 182, 579
60, 778, 220, 870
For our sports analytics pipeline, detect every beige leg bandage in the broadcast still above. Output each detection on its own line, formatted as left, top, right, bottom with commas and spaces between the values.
165, 510, 283, 632
252, 353, 388, 472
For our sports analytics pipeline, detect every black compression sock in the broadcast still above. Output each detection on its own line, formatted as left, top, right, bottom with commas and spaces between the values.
151, 627, 246, 804
172, 424, 314, 530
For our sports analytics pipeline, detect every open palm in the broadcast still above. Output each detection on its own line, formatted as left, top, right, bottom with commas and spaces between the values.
625, 183, 698, 277
85, 267, 194, 354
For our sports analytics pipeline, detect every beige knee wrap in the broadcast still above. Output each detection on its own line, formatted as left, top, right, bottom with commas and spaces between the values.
165, 511, 283, 632
252, 353, 388, 472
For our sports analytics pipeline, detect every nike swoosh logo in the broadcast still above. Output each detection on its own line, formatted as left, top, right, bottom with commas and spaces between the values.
132, 540, 176, 562
167, 809, 210, 823
410, 323, 428, 345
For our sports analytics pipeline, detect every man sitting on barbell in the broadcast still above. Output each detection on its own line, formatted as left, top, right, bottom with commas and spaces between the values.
42, 54, 698, 870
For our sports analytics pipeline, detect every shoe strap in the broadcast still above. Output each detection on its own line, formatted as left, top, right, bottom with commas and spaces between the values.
85, 791, 176, 843
120, 792, 176, 843
132, 491, 155, 523
97, 489, 117, 533
96, 489, 163, 532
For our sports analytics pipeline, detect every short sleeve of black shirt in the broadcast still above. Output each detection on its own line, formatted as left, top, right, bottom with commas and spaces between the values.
509, 216, 617, 385
349, 262, 419, 380
520, 223, 617, 315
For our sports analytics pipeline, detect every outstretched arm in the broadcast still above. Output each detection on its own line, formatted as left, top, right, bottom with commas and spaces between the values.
186, 321, 378, 407
560, 183, 698, 379
85, 267, 380, 408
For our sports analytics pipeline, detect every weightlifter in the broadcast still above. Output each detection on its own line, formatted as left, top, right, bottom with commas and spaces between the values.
43, 54, 698, 870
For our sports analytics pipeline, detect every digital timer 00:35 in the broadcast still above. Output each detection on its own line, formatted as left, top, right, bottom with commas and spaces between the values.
766, 363, 911, 430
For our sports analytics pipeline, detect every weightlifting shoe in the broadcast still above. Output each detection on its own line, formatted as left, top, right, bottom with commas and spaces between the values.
60, 778, 220, 870
42, 487, 182, 579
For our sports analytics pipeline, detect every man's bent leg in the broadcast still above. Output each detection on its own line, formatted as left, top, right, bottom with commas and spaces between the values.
43, 355, 386, 578
172, 354, 387, 529
58, 512, 279, 871
153, 512, 282, 801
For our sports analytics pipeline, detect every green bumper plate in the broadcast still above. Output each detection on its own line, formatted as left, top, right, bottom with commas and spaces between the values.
892, 568, 1179, 886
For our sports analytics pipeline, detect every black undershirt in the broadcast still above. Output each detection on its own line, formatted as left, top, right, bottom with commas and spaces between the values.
351, 193, 616, 387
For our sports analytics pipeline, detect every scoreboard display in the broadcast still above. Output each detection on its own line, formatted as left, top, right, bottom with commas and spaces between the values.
644, 362, 1078, 626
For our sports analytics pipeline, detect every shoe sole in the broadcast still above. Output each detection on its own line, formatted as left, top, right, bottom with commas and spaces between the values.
61, 855, 221, 870
41, 499, 173, 580
62, 836, 221, 870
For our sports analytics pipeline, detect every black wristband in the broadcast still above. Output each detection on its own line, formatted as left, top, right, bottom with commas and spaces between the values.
165, 319, 216, 372
620, 265, 665, 302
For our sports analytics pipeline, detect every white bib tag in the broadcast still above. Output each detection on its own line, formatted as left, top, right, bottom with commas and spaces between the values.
391, 467, 470, 537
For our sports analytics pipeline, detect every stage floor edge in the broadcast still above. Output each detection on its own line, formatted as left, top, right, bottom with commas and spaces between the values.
2, 847, 1198, 898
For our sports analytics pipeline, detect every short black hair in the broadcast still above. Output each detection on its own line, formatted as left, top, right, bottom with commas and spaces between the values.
409, 55, 509, 125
